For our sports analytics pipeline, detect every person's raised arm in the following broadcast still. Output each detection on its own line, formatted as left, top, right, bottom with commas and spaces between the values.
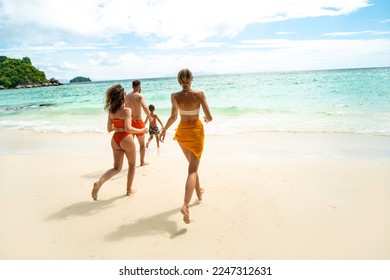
140, 95, 153, 123
144, 115, 149, 125
160, 94, 178, 142
200, 91, 213, 123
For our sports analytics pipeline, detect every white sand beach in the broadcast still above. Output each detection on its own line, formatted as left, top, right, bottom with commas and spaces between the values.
0, 129, 389, 259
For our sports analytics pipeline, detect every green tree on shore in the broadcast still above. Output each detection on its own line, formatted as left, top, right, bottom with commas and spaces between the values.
0, 56, 47, 88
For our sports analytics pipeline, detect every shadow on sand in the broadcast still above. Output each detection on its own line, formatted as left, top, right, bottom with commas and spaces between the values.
46, 195, 124, 220
106, 202, 200, 240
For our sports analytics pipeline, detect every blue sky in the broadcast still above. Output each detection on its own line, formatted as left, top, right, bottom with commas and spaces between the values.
0, 0, 389, 81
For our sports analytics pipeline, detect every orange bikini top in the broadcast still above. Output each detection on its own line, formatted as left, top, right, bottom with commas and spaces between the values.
112, 118, 125, 128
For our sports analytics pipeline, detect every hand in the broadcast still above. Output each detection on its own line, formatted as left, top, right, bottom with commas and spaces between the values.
159, 130, 166, 142
143, 127, 148, 133
203, 116, 210, 123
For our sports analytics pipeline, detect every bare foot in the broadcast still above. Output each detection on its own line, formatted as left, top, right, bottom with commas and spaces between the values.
126, 188, 137, 196
196, 188, 204, 201
92, 182, 100, 201
181, 206, 190, 224
140, 162, 149, 167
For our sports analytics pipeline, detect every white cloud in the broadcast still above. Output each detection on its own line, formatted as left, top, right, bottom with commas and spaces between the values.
0, 0, 372, 44
276, 32, 298, 35
1, 0, 384, 80
324, 30, 390, 36
150, 39, 225, 50
0, 42, 118, 54
40, 38, 388, 80
61, 62, 77, 70
238, 39, 294, 49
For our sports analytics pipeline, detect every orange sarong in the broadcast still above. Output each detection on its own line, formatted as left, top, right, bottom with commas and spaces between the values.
132, 119, 145, 137
174, 120, 204, 160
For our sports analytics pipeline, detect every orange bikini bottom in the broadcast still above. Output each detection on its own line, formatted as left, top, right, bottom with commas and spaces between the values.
113, 131, 132, 146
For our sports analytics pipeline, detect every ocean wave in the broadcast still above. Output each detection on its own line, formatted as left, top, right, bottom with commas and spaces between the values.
0, 103, 55, 112
1, 113, 389, 136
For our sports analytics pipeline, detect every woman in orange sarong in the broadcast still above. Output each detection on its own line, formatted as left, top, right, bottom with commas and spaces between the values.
92, 84, 148, 201
160, 69, 213, 224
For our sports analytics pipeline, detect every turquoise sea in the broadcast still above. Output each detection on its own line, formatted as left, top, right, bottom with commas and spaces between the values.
0, 67, 389, 136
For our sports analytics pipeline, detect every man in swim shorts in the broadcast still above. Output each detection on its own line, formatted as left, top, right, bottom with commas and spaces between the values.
125, 80, 152, 166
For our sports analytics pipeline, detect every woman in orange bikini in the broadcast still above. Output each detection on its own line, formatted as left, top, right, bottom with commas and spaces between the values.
92, 84, 148, 200
160, 69, 213, 223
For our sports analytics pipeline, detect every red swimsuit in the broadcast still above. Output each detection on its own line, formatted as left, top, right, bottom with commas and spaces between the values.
131, 119, 145, 137
112, 119, 131, 146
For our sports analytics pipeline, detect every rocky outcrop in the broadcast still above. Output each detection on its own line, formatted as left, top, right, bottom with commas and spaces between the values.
14, 78, 63, 89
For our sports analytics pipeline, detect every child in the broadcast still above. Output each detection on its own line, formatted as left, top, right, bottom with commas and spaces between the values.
144, 104, 164, 148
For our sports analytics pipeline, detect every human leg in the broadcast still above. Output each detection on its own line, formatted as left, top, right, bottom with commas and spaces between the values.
121, 136, 137, 195
92, 139, 124, 200
155, 133, 160, 148
136, 135, 148, 166
179, 144, 203, 201
146, 135, 153, 148
179, 144, 201, 223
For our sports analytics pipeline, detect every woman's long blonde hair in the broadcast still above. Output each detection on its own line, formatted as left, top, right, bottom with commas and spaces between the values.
104, 84, 125, 113
177, 68, 193, 90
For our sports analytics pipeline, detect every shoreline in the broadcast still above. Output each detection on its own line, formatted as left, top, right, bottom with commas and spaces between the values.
0, 129, 389, 259
1, 128, 390, 156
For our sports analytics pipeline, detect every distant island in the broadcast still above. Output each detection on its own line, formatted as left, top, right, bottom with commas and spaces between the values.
0, 56, 62, 89
70, 76, 91, 83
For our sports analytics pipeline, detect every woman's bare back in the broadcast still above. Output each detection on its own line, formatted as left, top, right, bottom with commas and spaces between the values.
174, 89, 203, 110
